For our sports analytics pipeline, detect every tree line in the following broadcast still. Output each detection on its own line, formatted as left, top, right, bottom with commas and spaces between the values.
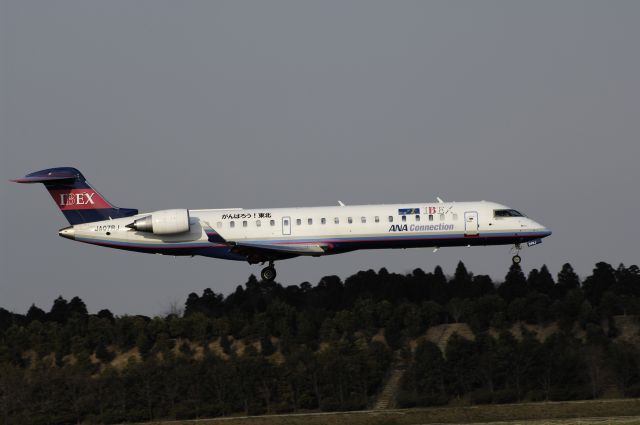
0, 261, 639, 424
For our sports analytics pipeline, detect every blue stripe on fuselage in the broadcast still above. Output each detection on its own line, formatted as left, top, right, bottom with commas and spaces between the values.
74, 231, 549, 260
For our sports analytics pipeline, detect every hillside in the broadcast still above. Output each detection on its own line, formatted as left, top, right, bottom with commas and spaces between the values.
1, 261, 639, 425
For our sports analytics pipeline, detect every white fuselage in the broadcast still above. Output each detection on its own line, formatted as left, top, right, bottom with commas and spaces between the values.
59, 201, 551, 264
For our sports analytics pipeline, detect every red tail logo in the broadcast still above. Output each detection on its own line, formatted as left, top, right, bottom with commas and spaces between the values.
49, 189, 111, 210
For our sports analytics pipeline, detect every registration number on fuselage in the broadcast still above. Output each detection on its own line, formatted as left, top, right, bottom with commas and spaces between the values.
95, 224, 119, 232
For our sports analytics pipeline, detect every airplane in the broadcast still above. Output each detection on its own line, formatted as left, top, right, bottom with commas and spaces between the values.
13, 167, 552, 281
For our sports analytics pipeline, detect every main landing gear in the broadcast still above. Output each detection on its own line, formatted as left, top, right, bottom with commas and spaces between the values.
261, 261, 277, 281
511, 243, 522, 265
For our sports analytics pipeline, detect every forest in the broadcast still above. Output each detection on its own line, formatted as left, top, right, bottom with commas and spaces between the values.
1, 261, 639, 425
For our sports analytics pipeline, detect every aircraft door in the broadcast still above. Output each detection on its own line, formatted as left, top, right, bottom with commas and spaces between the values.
282, 216, 291, 235
464, 211, 479, 236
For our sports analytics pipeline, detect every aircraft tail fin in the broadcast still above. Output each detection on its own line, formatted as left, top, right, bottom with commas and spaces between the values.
12, 167, 138, 225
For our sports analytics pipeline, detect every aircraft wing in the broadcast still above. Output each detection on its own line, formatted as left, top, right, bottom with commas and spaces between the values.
230, 241, 330, 256
202, 221, 330, 262
228, 241, 331, 263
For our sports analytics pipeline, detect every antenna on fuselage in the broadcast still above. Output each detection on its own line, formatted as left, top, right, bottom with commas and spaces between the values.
338, 200, 346, 207
436, 197, 444, 203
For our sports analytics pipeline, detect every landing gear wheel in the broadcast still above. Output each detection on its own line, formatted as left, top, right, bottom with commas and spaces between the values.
261, 266, 277, 281
512, 255, 522, 265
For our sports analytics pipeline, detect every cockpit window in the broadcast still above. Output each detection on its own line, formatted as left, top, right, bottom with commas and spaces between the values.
494, 209, 525, 217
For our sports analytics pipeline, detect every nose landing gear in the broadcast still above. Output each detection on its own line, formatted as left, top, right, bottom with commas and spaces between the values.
261, 261, 277, 281
511, 243, 522, 265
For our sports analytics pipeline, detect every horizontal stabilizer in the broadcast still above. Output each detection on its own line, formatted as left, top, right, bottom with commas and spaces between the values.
12, 175, 76, 184
12, 168, 81, 184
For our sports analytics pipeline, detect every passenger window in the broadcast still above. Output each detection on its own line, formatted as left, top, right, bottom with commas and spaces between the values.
348, 217, 353, 224
452, 213, 458, 221
283, 219, 289, 226
388, 216, 393, 222
256, 220, 261, 227
440, 214, 445, 221
375, 216, 380, 223
402, 215, 406, 222
270, 220, 276, 226
428, 215, 433, 221
243, 221, 248, 227
230, 221, 235, 228
308, 218, 313, 225
321, 218, 326, 225
334, 217, 339, 224
296, 219, 301, 226
361, 217, 366, 223
415, 215, 420, 222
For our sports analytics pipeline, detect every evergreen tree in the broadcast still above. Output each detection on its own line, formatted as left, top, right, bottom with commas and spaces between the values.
472, 275, 495, 298
220, 335, 232, 355
95, 340, 115, 363
609, 341, 640, 394
528, 265, 555, 296
26, 304, 46, 323
68, 297, 88, 318
613, 264, 640, 297
449, 261, 473, 299
184, 293, 200, 317
49, 296, 70, 323
557, 263, 580, 298
583, 262, 616, 305
97, 309, 115, 323
445, 333, 478, 397
136, 332, 153, 358
0, 308, 15, 331
260, 334, 276, 356
468, 295, 505, 331
384, 311, 403, 350
498, 265, 529, 301
475, 333, 499, 398
430, 266, 448, 304
447, 298, 470, 323
401, 340, 448, 406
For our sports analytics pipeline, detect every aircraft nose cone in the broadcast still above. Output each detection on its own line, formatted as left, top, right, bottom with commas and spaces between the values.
529, 219, 552, 238
58, 226, 76, 240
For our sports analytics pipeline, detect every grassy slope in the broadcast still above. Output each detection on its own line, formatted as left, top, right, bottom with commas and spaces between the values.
133, 399, 640, 425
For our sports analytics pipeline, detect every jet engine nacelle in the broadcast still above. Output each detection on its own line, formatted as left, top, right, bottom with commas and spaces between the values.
126, 209, 190, 235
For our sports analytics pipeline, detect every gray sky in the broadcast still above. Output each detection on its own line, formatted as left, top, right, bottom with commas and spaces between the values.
2, 1, 639, 316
